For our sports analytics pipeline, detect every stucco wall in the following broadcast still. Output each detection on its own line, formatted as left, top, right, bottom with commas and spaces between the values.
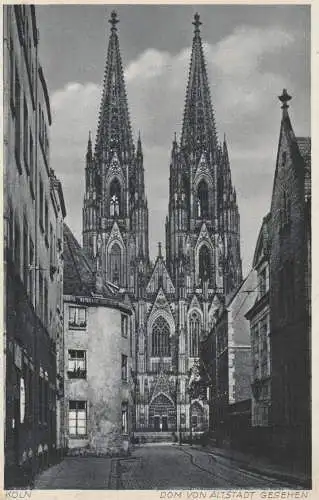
64, 298, 132, 453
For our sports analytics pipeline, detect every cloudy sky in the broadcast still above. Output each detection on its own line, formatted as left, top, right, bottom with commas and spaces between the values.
36, 4, 310, 275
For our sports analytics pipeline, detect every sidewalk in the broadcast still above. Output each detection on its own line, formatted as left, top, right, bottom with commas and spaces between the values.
34, 456, 113, 489
196, 444, 311, 489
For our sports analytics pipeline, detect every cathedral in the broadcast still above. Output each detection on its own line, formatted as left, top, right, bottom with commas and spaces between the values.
82, 11, 242, 435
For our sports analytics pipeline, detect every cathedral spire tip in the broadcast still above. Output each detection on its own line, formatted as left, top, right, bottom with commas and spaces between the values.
158, 242, 162, 258
109, 10, 119, 31
193, 12, 202, 33
278, 88, 292, 110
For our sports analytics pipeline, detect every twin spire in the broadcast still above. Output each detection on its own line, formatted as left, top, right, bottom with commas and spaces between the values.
94, 10, 134, 164
93, 11, 217, 167
181, 13, 218, 160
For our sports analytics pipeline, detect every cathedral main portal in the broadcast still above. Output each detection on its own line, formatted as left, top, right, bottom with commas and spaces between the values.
149, 394, 176, 432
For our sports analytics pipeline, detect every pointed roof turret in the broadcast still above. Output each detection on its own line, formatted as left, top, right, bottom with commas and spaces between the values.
137, 131, 143, 159
86, 130, 93, 162
180, 13, 218, 161
95, 11, 134, 164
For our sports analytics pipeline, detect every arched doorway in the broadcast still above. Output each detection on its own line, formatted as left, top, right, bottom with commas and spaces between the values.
149, 394, 176, 432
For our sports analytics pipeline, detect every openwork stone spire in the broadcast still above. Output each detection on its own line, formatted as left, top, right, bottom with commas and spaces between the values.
95, 11, 134, 164
180, 13, 218, 160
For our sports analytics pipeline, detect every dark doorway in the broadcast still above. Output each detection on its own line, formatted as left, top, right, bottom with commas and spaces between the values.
154, 416, 160, 431
162, 416, 168, 431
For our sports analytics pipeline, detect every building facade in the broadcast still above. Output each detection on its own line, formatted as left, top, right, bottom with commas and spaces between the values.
269, 90, 311, 461
204, 272, 257, 444
3, 5, 66, 486
245, 214, 271, 428
63, 225, 134, 453
81, 12, 242, 436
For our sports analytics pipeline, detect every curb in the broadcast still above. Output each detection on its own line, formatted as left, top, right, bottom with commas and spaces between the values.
201, 447, 310, 489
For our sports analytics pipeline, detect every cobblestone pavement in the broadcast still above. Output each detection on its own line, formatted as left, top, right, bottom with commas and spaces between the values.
34, 444, 304, 490
34, 456, 113, 489
116, 445, 303, 490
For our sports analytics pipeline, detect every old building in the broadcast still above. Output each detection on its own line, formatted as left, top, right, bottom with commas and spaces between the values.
245, 214, 271, 428
269, 90, 311, 463
203, 272, 257, 446
81, 11, 242, 439
3, 5, 66, 486
63, 224, 133, 453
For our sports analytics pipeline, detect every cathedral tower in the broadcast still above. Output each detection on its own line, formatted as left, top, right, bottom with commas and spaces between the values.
83, 11, 149, 293
166, 13, 242, 297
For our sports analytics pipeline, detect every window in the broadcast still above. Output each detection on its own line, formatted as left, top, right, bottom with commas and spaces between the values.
67, 350, 86, 378
10, 38, 14, 112
189, 311, 200, 357
258, 268, 268, 298
44, 379, 48, 424
198, 245, 211, 283
49, 223, 53, 266
23, 97, 28, 170
122, 404, 128, 434
44, 199, 49, 240
152, 316, 171, 357
29, 130, 34, 190
68, 401, 87, 437
14, 67, 21, 169
68, 306, 87, 329
29, 237, 34, 304
109, 242, 121, 284
44, 278, 48, 326
281, 191, 291, 230
14, 219, 21, 274
109, 178, 121, 216
39, 375, 43, 423
23, 218, 28, 288
197, 180, 208, 218
121, 354, 128, 381
39, 178, 44, 230
121, 314, 128, 338
39, 271, 44, 321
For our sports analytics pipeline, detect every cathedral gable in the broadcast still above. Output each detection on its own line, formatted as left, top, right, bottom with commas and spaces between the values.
188, 293, 202, 313
146, 257, 175, 295
148, 288, 174, 320
195, 223, 213, 249
105, 152, 126, 186
149, 369, 175, 405
193, 153, 212, 185
106, 221, 125, 248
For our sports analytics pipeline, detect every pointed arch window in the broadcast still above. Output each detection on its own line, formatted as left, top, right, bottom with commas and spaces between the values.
189, 311, 200, 357
152, 316, 170, 357
281, 190, 291, 229
197, 180, 208, 218
182, 174, 189, 203
109, 242, 121, 284
109, 178, 121, 217
198, 244, 211, 283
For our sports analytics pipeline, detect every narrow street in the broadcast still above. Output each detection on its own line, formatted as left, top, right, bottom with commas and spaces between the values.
34, 444, 303, 490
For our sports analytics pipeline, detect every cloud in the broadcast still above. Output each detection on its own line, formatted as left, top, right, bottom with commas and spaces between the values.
50, 24, 308, 274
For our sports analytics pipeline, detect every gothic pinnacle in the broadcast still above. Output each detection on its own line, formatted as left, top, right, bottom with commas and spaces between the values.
109, 10, 119, 32
278, 88, 292, 110
86, 130, 93, 160
193, 12, 202, 34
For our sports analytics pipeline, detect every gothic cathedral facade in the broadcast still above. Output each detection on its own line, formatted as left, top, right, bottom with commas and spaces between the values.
82, 12, 242, 434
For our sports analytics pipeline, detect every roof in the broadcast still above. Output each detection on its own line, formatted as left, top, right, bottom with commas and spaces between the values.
63, 224, 120, 299
296, 137, 311, 200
